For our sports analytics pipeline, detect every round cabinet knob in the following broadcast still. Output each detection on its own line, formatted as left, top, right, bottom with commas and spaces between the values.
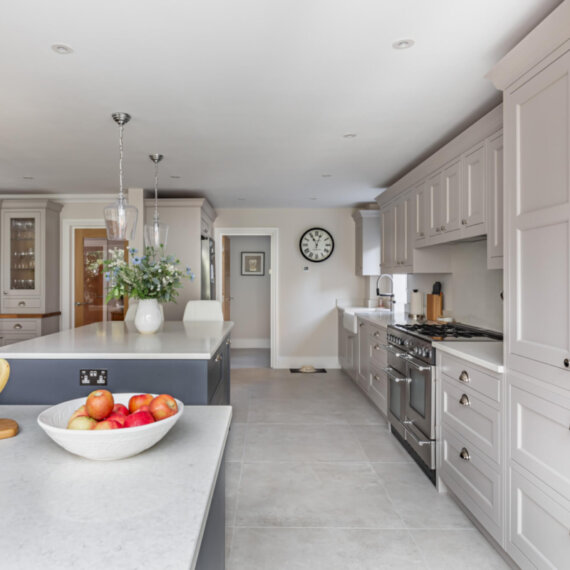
420, 232, 425, 238
374, 344, 381, 351
459, 447, 470, 461
459, 394, 470, 407
373, 375, 380, 382
435, 227, 441, 233
459, 370, 470, 383
373, 332, 380, 338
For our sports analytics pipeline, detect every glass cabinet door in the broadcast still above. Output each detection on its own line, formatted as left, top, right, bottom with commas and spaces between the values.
3, 212, 41, 297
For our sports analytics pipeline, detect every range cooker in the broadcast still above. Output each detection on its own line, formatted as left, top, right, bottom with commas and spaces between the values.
385, 322, 502, 483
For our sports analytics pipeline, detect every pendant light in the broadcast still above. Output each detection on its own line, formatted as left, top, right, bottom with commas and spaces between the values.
143, 153, 169, 249
103, 112, 138, 241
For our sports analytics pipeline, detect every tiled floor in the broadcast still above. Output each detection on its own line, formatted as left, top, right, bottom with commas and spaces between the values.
225, 368, 511, 569
231, 348, 271, 369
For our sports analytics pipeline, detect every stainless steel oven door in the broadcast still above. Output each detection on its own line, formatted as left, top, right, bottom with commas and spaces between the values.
385, 346, 409, 439
403, 355, 435, 440
403, 419, 436, 470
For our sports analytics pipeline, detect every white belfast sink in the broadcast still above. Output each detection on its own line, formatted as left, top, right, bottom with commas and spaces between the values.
342, 307, 391, 334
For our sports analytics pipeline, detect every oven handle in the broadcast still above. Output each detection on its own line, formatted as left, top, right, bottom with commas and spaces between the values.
404, 357, 431, 372
383, 366, 411, 384
382, 344, 408, 358
403, 420, 432, 447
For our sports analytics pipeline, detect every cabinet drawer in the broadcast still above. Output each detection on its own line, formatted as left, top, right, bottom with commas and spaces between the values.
440, 429, 502, 543
509, 466, 570, 570
0, 319, 39, 333
440, 353, 500, 403
370, 341, 387, 369
0, 333, 37, 346
510, 378, 570, 500
368, 326, 386, 343
3, 298, 41, 310
368, 364, 387, 417
442, 378, 500, 464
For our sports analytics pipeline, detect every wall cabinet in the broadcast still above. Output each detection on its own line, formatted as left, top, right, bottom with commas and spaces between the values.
412, 182, 427, 246
462, 143, 486, 230
1, 200, 62, 314
352, 210, 380, 276
486, 133, 503, 269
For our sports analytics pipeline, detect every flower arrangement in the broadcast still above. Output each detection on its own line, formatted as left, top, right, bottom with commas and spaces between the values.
98, 246, 194, 303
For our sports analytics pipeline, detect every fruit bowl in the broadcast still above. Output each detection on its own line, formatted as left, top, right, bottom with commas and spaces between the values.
37, 393, 184, 461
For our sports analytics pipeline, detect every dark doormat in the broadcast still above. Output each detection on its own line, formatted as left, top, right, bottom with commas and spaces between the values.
290, 368, 327, 373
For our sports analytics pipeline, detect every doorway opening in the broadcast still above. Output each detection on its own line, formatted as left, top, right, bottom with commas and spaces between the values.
215, 227, 278, 369
73, 228, 128, 327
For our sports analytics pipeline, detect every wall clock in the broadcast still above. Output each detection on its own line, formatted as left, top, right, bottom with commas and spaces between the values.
299, 227, 334, 262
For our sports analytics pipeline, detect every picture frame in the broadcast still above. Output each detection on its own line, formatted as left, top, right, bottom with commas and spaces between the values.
241, 252, 265, 276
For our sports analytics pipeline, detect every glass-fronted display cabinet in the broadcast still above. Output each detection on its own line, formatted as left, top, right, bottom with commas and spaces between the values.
1, 200, 62, 314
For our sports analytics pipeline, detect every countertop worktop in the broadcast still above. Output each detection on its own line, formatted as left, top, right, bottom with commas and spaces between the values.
434, 341, 504, 373
0, 321, 234, 360
0, 404, 232, 569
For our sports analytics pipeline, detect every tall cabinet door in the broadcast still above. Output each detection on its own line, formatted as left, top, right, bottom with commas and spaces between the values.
487, 133, 504, 268
462, 143, 486, 229
413, 182, 427, 246
395, 197, 409, 266
380, 206, 395, 269
441, 159, 462, 235
427, 172, 442, 237
506, 50, 570, 375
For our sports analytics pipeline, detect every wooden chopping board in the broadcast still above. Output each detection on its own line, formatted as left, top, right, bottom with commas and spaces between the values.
0, 418, 19, 439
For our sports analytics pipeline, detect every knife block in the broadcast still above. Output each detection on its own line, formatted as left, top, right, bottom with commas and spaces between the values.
426, 294, 443, 321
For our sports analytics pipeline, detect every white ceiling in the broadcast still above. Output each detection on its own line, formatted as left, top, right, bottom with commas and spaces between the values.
0, 0, 562, 208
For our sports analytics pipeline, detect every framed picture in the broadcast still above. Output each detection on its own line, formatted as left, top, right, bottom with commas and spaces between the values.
241, 252, 265, 276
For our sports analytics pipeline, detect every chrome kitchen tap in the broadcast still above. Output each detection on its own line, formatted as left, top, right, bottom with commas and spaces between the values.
376, 274, 395, 311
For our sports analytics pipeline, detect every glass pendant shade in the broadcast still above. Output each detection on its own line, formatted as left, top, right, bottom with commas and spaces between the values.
143, 153, 169, 249
104, 112, 138, 241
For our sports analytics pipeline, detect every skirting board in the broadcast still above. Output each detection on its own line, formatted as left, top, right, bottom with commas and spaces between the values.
230, 338, 270, 349
276, 357, 341, 370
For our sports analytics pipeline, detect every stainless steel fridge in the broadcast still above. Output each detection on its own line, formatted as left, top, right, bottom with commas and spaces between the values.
201, 236, 216, 300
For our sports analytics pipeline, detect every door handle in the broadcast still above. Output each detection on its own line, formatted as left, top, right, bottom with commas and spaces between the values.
403, 356, 430, 371
75, 302, 87, 306
404, 424, 432, 447
383, 366, 411, 384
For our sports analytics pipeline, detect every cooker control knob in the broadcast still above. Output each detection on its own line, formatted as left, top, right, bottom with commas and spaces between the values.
424, 348, 432, 360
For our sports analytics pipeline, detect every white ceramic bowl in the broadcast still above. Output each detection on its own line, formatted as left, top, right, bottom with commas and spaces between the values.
37, 393, 184, 461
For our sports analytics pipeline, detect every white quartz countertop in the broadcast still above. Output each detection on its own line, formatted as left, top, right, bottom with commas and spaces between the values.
0, 404, 232, 570
0, 321, 234, 359
433, 341, 504, 373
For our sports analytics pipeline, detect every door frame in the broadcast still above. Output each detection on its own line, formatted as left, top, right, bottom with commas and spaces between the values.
214, 227, 278, 369
61, 219, 106, 330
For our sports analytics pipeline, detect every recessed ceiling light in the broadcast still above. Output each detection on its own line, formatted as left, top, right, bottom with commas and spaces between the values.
51, 44, 74, 55
309, 197, 317, 201
321, 174, 332, 178
343, 133, 357, 138
23, 176, 34, 180
170, 175, 181, 179
392, 39, 415, 50
237, 197, 246, 201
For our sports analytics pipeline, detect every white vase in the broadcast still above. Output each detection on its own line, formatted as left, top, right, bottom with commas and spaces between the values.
134, 299, 163, 334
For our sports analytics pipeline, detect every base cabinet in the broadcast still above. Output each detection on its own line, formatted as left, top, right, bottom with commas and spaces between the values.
0, 316, 59, 347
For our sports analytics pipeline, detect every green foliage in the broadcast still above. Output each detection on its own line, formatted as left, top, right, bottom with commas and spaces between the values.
98, 246, 194, 303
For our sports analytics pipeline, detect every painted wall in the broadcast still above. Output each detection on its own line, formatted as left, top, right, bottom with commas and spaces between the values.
407, 240, 503, 331
215, 208, 367, 368
229, 236, 271, 348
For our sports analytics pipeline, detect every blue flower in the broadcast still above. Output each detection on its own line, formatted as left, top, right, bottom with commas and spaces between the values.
133, 257, 141, 265
186, 267, 192, 276
129, 247, 137, 255
104, 272, 110, 281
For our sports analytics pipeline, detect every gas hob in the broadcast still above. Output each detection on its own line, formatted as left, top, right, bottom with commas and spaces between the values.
391, 322, 503, 342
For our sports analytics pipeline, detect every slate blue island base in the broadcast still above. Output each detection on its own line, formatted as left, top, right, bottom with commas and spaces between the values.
0, 321, 233, 406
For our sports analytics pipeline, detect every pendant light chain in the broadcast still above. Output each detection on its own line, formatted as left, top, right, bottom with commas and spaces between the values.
153, 158, 159, 222
118, 121, 125, 201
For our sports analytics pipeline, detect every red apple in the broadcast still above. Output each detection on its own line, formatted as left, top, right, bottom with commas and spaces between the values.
128, 393, 154, 414
67, 404, 89, 427
86, 390, 115, 420
94, 419, 122, 430
149, 394, 178, 421
112, 403, 129, 416
124, 410, 155, 428
67, 416, 97, 430
105, 412, 127, 427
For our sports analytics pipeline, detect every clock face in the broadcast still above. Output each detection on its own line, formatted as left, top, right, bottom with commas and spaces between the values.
299, 227, 334, 262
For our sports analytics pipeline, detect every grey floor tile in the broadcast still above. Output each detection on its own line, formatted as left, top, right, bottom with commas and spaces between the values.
243, 424, 368, 462
225, 424, 247, 462
411, 529, 510, 569
229, 527, 425, 570
372, 463, 472, 529
226, 462, 242, 527
235, 462, 405, 529
350, 425, 413, 462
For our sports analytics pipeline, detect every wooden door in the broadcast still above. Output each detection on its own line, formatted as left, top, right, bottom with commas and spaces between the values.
462, 143, 486, 228
505, 51, 570, 375
221, 236, 231, 321
74, 229, 127, 327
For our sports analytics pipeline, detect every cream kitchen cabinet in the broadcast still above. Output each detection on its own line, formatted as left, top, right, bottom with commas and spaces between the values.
412, 181, 427, 246
0, 316, 59, 346
352, 209, 380, 276
394, 193, 412, 270
486, 133, 503, 269
489, 3, 570, 568
1, 200, 62, 315
461, 142, 486, 230
428, 160, 461, 240
338, 311, 358, 380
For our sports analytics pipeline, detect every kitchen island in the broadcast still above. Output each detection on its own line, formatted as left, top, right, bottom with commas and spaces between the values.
0, 321, 233, 405
0, 404, 231, 570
